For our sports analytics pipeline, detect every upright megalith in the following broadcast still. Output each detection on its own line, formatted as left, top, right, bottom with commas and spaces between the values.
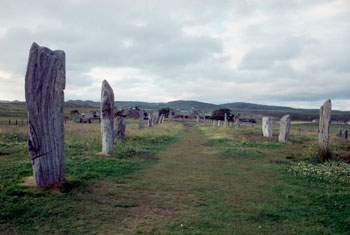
159, 114, 165, 124
279, 114, 291, 143
169, 110, 173, 121
114, 116, 126, 141
197, 115, 200, 123
213, 120, 216, 126
318, 99, 332, 159
152, 111, 159, 125
224, 113, 228, 128
218, 120, 221, 127
262, 117, 272, 137
234, 113, 240, 129
139, 109, 145, 129
100, 80, 115, 154
25, 42, 66, 187
148, 113, 153, 127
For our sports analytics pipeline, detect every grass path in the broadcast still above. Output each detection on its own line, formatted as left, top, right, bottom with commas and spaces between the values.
100, 123, 288, 234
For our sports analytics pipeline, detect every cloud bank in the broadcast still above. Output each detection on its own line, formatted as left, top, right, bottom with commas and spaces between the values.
0, 0, 349, 110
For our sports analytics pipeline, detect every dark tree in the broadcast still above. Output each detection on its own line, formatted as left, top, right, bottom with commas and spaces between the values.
159, 108, 170, 118
210, 108, 233, 121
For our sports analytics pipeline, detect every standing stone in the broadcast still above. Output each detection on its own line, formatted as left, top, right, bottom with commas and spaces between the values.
138, 109, 145, 129
25, 42, 66, 187
152, 111, 159, 125
213, 120, 216, 126
338, 130, 342, 137
345, 130, 348, 139
101, 80, 115, 154
318, 99, 332, 159
218, 120, 221, 127
114, 116, 126, 141
197, 115, 200, 123
148, 113, 153, 127
158, 114, 163, 124
262, 117, 272, 137
234, 113, 241, 129
279, 114, 291, 143
169, 110, 173, 121
224, 113, 228, 128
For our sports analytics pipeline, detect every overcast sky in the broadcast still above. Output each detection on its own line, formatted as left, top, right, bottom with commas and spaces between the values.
0, 0, 349, 110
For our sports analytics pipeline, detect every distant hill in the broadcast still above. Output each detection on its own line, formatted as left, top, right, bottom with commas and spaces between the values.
1, 99, 349, 121
220, 102, 296, 111
65, 99, 350, 121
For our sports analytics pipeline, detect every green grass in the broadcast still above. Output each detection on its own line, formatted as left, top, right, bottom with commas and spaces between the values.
196, 122, 350, 234
1, 117, 349, 234
0, 121, 184, 234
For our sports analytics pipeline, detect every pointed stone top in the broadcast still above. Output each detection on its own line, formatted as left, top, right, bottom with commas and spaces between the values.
102, 79, 112, 88
322, 99, 331, 108
281, 114, 290, 120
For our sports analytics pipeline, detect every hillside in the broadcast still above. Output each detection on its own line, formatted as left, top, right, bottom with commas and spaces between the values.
1, 100, 349, 121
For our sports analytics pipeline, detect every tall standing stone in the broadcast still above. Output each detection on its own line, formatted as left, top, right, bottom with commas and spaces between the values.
279, 114, 291, 143
114, 116, 126, 141
25, 42, 66, 187
218, 120, 221, 127
101, 80, 114, 154
197, 115, 200, 123
169, 110, 173, 121
148, 113, 153, 127
224, 113, 228, 128
152, 111, 159, 125
139, 109, 145, 129
262, 117, 272, 137
318, 99, 332, 159
213, 120, 216, 126
234, 113, 240, 129
158, 114, 163, 124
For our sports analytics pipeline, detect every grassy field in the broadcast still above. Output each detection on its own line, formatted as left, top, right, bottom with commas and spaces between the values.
0, 120, 184, 234
0, 115, 349, 234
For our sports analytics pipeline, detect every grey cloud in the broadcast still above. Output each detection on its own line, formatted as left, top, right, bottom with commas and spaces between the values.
0, 0, 349, 110
239, 37, 306, 70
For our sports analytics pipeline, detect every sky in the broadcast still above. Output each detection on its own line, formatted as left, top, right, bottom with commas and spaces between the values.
0, 0, 349, 110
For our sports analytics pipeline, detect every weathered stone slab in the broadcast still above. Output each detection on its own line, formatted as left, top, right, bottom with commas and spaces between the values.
279, 114, 291, 143
234, 113, 240, 129
158, 114, 163, 124
114, 116, 126, 141
197, 115, 200, 123
218, 120, 221, 127
101, 80, 115, 154
318, 99, 332, 158
25, 42, 66, 187
169, 110, 173, 121
262, 117, 272, 137
139, 109, 144, 129
224, 113, 228, 128
152, 111, 159, 125
148, 113, 153, 127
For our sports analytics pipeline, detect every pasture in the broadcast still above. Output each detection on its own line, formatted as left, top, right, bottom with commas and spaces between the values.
0, 109, 349, 234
